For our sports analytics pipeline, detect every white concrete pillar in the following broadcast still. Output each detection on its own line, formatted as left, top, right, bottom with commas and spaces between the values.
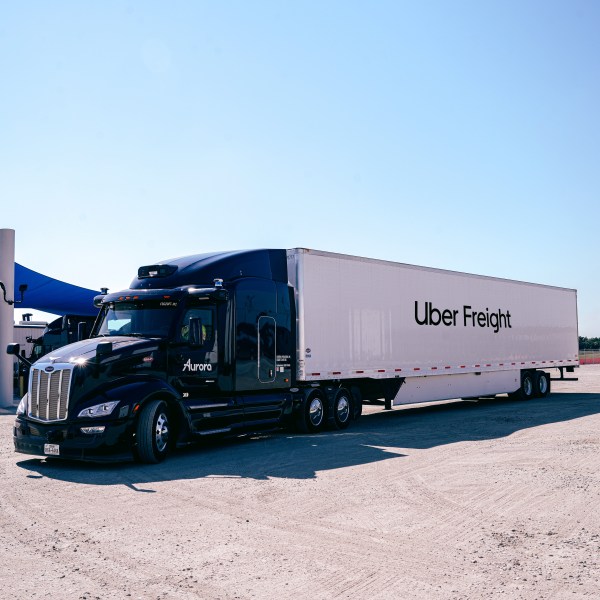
0, 229, 15, 408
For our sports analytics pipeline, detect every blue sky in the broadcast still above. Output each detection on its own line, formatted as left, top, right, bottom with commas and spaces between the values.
1, 1, 599, 334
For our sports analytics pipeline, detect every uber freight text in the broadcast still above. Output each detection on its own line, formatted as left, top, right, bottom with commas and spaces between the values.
414, 301, 512, 334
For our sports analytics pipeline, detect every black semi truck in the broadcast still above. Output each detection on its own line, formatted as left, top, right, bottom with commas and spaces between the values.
8, 250, 364, 463
8, 248, 578, 464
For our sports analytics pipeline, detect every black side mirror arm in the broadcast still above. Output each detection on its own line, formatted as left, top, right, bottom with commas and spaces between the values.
0, 281, 27, 306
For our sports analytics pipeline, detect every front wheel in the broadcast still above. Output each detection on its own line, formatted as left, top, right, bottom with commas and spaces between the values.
136, 400, 171, 463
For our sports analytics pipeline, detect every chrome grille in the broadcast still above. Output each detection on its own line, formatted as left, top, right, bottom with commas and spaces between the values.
28, 366, 73, 422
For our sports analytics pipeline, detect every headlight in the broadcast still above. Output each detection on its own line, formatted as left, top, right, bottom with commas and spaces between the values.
78, 401, 119, 418
16, 394, 28, 416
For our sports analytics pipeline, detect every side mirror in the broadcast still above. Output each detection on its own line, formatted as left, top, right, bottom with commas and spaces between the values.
7, 343, 20, 356
7, 343, 32, 368
188, 317, 204, 347
96, 341, 113, 360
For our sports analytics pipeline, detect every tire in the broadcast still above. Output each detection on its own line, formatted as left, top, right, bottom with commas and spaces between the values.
513, 371, 535, 401
534, 371, 551, 398
331, 388, 352, 430
136, 400, 171, 463
350, 386, 363, 421
295, 391, 325, 433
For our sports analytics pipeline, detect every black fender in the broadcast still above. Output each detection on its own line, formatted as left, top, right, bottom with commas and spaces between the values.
77, 377, 191, 442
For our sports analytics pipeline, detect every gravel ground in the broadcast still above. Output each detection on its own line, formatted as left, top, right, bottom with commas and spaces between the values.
1, 366, 599, 600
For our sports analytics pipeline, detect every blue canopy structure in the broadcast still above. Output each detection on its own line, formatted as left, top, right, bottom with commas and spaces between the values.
14, 263, 100, 316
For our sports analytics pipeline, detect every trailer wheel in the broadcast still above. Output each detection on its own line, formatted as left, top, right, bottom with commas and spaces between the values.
514, 371, 535, 401
295, 391, 325, 433
331, 388, 352, 430
136, 400, 171, 463
534, 371, 551, 398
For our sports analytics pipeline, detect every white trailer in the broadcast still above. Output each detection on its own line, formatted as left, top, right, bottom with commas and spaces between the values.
287, 248, 578, 406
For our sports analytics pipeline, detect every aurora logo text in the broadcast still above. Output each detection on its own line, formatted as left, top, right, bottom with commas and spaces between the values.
183, 359, 213, 372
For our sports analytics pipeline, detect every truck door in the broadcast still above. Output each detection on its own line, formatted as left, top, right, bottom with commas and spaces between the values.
169, 303, 241, 434
234, 280, 290, 428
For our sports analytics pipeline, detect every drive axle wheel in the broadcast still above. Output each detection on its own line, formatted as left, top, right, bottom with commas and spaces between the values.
295, 391, 325, 433
331, 388, 352, 430
136, 400, 171, 463
350, 386, 363, 421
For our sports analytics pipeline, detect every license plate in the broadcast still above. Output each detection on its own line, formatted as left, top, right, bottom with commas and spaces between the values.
44, 444, 60, 456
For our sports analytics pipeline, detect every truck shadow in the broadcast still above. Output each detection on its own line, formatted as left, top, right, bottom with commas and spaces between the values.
16, 392, 600, 486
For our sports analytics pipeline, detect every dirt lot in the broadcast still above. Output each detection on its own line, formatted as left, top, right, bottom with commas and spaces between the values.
1, 366, 600, 600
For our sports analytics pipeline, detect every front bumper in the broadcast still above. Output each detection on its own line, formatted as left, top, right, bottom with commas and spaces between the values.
13, 416, 135, 462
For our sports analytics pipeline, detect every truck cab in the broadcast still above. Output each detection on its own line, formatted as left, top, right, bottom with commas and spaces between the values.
10, 250, 298, 463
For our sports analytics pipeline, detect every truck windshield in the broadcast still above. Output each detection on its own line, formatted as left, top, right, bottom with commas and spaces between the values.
95, 300, 178, 338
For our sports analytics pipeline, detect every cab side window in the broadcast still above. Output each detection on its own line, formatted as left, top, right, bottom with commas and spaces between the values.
179, 308, 214, 345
